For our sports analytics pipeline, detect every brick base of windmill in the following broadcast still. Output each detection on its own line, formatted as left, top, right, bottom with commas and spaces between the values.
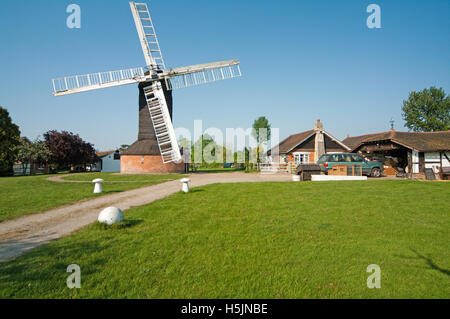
121, 82, 186, 174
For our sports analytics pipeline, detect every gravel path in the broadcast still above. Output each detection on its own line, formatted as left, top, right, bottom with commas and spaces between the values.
0, 172, 291, 263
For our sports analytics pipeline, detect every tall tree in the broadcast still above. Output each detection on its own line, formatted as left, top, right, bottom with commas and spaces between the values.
252, 116, 271, 163
0, 106, 20, 176
15, 137, 51, 175
44, 130, 98, 170
402, 87, 450, 132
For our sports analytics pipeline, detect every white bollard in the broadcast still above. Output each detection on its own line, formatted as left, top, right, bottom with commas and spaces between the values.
92, 178, 104, 194
180, 178, 190, 193
98, 207, 124, 225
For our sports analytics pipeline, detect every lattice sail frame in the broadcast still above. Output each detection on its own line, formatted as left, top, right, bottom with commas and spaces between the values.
165, 63, 241, 90
129, 2, 165, 70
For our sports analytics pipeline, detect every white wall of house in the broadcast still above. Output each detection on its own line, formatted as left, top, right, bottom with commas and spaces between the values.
101, 153, 121, 172
425, 152, 450, 173
412, 150, 419, 173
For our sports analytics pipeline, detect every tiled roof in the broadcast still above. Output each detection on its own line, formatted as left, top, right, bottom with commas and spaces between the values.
121, 139, 161, 155
96, 150, 116, 158
269, 130, 315, 155
344, 130, 450, 152
269, 129, 350, 155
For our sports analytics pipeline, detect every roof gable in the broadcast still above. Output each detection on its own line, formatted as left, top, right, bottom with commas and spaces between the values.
269, 129, 350, 155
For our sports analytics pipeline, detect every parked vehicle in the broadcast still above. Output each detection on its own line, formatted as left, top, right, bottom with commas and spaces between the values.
317, 153, 383, 177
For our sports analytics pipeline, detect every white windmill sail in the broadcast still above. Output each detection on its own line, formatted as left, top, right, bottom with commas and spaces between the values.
143, 82, 181, 163
130, 2, 165, 70
163, 60, 242, 90
52, 67, 146, 96
51, 60, 242, 96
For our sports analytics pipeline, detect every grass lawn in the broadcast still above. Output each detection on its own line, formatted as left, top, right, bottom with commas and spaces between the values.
0, 173, 185, 222
0, 180, 449, 298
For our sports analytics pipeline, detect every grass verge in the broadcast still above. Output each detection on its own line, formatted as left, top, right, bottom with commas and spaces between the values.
0, 173, 185, 222
0, 180, 448, 298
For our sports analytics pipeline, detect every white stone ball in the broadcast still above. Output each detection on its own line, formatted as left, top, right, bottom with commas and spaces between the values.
98, 207, 124, 226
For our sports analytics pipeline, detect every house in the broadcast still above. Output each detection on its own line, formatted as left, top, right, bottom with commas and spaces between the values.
13, 162, 50, 176
343, 130, 450, 178
268, 120, 351, 165
92, 150, 121, 173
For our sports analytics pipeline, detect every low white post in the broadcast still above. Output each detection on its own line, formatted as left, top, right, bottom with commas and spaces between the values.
180, 178, 190, 193
92, 179, 104, 194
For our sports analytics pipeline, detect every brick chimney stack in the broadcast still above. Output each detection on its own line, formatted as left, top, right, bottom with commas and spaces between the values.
314, 119, 324, 131
314, 119, 325, 162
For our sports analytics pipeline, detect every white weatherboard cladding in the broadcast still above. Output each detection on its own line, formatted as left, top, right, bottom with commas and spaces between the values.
424, 152, 450, 173
412, 150, 419, 174
102, 154, 120, 173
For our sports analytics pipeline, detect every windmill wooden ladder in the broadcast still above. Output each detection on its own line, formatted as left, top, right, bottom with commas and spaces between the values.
132, 2, 165, 69
143, 83, 181, 163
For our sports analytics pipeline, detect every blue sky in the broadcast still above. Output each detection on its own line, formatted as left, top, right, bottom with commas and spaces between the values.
0, 0, 449, 151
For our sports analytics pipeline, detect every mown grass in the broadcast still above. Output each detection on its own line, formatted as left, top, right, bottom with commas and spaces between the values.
0, 173, 185, 222
0, 180, 448, 298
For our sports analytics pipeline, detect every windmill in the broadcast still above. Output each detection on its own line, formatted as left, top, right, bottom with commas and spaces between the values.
52, 2, 241, 172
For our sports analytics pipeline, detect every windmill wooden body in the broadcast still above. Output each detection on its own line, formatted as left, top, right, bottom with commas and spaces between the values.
52, 2, 241, 174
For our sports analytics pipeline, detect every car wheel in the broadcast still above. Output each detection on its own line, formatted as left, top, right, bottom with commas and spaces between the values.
371, 167, 381, 178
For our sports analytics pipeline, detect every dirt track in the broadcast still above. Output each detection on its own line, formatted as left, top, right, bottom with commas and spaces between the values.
0, 172, 291, 263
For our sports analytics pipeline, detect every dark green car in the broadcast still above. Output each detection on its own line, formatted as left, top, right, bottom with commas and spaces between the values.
317, 153, 383, 177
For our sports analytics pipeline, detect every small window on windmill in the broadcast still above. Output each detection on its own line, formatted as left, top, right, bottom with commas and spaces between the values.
114, 151, 120, 160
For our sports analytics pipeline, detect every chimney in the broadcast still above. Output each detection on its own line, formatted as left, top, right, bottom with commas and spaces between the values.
314, 119, 325, 162
314, 119, 323, 131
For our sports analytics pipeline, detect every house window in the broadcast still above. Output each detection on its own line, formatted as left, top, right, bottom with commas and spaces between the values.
280, 155, 287, 164
294, 152, 310, 165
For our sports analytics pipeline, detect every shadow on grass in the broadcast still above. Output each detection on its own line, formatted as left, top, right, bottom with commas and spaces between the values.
103, 190, 125, 194
188, 189, 204, 193
410, 248, 450, 276
398, 248, 450, 277
0, 238, 111, 289
94, 219, 144, 230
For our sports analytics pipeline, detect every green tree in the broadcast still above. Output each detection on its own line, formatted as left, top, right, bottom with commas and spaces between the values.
401, 87, 450, 132
0, 106, 20, 176
251, 116, 271, 163
15, 137, 51, 175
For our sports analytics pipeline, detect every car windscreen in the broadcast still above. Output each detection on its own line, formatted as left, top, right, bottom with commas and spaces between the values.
318, 155, 332, 162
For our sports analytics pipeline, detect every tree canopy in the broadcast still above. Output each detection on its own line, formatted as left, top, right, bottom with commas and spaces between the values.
401, 87, 450, 132
252, 116, 271, 144
43, 130, 98, 169
14, 137, 52, 175
251, 116, 271, 164
0, 106, 20, 176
